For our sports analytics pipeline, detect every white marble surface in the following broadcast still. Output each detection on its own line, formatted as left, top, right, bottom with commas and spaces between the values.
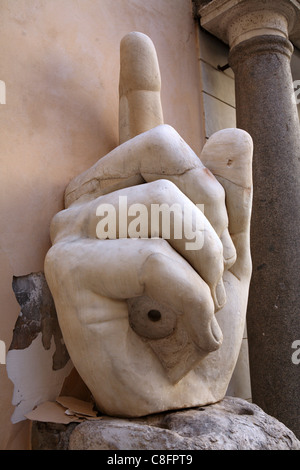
45, 32, 253, 417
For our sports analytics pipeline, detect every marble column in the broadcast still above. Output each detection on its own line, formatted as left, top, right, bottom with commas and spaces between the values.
198, 0, 300, 437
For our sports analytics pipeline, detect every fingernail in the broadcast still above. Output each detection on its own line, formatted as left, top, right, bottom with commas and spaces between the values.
221, 229, 237, 271
216, 278, 226, 310
210, 316, 223, 345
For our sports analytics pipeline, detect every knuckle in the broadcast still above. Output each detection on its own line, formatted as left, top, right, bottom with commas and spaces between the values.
153, 123, 179, 145
212, 181, 226, 203
205, 234, 224, 263
50, 210, 67, 238
150, 124, 182, 156
148, 178, 181, 203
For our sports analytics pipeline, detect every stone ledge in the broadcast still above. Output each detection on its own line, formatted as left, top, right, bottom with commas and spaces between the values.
31, 397, 300, 450
194, 0, 300, 50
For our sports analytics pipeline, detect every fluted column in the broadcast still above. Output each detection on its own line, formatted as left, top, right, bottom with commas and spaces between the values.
198, 0, 300, 438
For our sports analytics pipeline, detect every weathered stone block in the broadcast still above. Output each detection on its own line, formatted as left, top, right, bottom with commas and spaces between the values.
31, 397, 300, 450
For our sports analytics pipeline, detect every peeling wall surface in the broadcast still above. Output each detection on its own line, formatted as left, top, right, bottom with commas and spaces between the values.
10, 272, 69, 370
7, 333, 73, 425
0, 0, 205, 449
7, 272, 72, 425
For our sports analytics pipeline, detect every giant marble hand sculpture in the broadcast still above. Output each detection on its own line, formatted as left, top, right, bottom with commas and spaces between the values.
45, 32, 253, 417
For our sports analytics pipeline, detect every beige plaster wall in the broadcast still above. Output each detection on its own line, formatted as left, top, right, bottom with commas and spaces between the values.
0, 0, 205, 449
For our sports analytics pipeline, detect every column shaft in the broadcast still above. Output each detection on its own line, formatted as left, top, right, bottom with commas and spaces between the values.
229, 35, 300, 437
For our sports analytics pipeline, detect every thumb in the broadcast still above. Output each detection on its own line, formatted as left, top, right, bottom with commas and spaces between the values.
200, 128, 253, 280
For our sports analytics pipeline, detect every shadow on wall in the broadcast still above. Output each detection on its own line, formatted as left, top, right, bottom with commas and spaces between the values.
192, 0, 214, 14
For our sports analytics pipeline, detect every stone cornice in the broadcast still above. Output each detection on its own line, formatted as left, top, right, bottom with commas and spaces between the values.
194, 0, 300, 50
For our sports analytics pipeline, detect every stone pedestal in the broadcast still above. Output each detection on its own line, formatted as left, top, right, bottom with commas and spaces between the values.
197, 0, 300, 439
31, 397, 300, 450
